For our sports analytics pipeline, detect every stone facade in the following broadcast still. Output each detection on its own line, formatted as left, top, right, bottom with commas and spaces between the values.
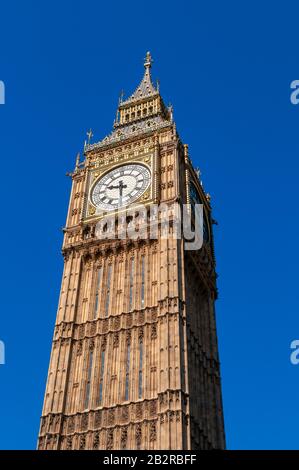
38, 53, 225, 450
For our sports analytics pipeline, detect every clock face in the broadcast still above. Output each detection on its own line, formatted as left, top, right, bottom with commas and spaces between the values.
189, 182, 209, 243
90, 163, 151, 212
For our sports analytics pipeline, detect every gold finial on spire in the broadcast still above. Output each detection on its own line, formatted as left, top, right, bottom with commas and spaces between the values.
144, 51, 153, 68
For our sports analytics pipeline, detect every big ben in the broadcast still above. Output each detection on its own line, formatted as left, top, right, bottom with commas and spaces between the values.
38, 52, 226, 450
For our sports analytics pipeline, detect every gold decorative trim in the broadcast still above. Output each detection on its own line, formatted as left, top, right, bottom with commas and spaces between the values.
88, 205, 96, 216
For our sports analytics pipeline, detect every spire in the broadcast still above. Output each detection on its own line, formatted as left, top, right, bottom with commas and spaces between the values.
121, 51, 158, 105
86, 53, 173, 150
144, 51, 153, 68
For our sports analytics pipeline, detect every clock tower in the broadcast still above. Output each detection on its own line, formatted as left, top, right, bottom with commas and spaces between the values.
38, 52, 225, 450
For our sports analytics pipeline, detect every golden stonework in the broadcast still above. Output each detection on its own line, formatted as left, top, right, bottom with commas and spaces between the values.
139, 189, 150, 202
38, 52, 225, 451
88, 205, 96, 216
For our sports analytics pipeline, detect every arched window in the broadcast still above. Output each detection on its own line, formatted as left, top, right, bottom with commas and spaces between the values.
125, 341, 131, 401
98, 349, 105, 406
138, 337, 143, 399
93, 267, 102, 319
105, 265, 112, 317
141, 255, 145, 308
129, 258, 134, 311
84, 350, 93, 409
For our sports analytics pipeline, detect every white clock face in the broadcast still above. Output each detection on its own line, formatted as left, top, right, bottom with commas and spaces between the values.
90, 163, 151, 211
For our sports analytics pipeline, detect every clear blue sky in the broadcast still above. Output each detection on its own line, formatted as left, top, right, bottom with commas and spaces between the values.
0, 0, 299, 450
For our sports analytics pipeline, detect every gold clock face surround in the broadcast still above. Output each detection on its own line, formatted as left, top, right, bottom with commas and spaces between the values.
90, 162, 151, 212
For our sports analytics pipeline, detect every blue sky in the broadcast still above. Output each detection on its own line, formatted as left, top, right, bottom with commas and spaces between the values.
0, 0, 299, 450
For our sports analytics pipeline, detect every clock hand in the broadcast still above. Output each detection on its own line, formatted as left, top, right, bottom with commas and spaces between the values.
119, 180, 127, 198
108, 180, 128, 205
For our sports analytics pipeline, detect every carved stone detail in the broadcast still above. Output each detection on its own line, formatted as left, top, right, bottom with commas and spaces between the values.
136, 424, 142, 448
94, 410, 102, 428
106, 429, 114, 450
79, 434, 86, 450
66, 436, 72, 450
150, 422, 157, 441
151, 324, 157, 339
93, 432, 100, 450
120, 426, 128, 450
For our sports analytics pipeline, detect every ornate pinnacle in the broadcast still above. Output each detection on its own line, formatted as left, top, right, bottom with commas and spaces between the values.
195, 167, 201, 178
75, 152, 80, 168
86, 128, 93, 145
118, 89, 124, 104
144, 51, 153, 68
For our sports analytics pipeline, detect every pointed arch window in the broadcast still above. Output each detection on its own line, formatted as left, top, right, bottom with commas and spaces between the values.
93, 266, 102, 319
84, 350, 93, 409
141, 255, 145, 308
105, 264, 112, 317
98, 349, 105, 406
138, 337, 143, 399
125, 341, 131, 401
129, 258, 134, 311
